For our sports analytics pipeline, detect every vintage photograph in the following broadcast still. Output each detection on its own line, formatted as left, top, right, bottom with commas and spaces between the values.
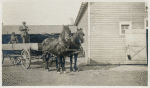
2, 1, 148, 86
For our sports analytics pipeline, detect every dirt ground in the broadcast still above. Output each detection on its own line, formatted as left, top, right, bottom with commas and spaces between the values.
2, 57, 148, 86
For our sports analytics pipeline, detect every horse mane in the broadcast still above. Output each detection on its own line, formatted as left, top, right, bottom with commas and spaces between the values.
60, 25, 71, 40
74, 28, 81, 38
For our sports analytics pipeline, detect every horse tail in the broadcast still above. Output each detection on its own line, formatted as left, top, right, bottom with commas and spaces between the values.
42, 38, 48, 51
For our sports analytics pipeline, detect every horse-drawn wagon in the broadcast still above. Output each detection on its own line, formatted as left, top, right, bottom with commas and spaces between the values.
2, 25, 85, 73
2, 43, 83, 69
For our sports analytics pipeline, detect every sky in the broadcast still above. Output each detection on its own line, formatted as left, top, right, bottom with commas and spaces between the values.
2, 2, 81, 25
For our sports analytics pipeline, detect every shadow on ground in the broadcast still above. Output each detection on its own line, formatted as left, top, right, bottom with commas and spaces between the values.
29, 59, 120, 72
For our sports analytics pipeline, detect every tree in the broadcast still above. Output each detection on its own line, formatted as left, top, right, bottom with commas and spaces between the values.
69, 18, 74, 25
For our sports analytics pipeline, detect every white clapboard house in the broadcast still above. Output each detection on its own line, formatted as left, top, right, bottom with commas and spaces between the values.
74, 2, 148, 65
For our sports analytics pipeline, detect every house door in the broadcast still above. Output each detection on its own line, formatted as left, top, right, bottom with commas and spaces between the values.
125, 29, 147, 64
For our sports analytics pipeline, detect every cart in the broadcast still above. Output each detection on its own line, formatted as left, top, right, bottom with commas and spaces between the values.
2, 43, 83, 69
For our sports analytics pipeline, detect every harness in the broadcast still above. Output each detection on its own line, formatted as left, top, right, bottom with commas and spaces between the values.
42, 37, 68, 58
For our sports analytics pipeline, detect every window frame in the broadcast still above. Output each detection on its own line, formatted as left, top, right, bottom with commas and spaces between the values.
119, 21, 132, 35
144, 18, 148, 30
145, 2, 148, 12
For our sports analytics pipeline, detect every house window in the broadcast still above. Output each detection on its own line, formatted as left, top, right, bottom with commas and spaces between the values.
119, 22, 132, 35
144, 18, 148, 29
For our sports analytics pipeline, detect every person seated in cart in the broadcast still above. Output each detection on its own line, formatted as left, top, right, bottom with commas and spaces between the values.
19, 21, 30, 43
8, 32, 19, 44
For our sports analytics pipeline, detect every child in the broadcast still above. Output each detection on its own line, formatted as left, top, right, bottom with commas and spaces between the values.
8, 32, 19, 44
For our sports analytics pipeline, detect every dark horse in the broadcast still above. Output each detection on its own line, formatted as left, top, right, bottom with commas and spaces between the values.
42, 25, 71, 73
69, 28, 85, 71
56, 28, 85, 72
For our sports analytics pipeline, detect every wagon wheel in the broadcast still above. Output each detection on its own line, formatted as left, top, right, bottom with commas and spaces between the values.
10, 57, 16, 65
82, 51, 85, 57
16, 57, 21, 65
21, 49, 31, 69
2, 50, 4, 64
48, 56, 53, 67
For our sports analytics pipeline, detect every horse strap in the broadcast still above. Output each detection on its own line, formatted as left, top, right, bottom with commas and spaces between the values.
48, 41, 60, 52
58, 41, 66, 49
72, 40, 81, 49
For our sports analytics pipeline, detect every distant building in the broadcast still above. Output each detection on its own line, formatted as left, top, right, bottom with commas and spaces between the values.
2, 25, 77, 43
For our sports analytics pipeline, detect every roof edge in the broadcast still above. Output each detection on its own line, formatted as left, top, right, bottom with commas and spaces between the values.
74, 2, 88, 26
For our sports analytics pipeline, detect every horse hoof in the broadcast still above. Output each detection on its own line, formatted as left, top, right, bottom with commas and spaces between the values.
45, 67, 48, 69
74, 69, 78, 72
45, 70, 49, 72
70, 69, 73, 72
63, 71, 66, 74
57, 72, 61, 74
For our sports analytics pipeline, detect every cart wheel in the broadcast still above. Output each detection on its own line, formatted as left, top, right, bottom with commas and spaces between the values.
2, 50, 4, 64
16, 57, 21, 65
10, 57, 16, 65
21, 49, 31, 69
82, 51, 85, 57
48, 58, 53, 67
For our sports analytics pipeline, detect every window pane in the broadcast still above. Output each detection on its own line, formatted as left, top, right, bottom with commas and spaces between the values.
121, 24, 129, 34
122, 29, 125, 34
121, 25, 129, 29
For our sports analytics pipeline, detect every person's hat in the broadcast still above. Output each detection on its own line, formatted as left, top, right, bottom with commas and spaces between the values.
22, 21, 26, 24
12, 32, 15, 34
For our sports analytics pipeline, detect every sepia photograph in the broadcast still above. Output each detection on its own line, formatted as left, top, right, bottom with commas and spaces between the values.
1, 0, 148, 86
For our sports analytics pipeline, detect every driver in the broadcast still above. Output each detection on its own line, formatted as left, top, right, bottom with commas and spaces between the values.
19, 21, 29, 43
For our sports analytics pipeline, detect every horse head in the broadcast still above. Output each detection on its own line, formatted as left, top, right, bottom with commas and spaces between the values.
76, 28, 85, 43
59, 25, 72, 47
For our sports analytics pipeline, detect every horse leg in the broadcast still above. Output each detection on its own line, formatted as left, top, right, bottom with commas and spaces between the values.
62, 57, 66, 73
57, 57, 60, 73
55, 57, 58, 69
45, 59, 48, 69
74, 53, 78, 71
42, 51, 46, 63
48, 54, 52, 67
42, 54, 47, 69
60, 57, 62, 70
45, 53, 49, 70
55, 57, 61, 69
63, 57, 65, 71
70, 55, 73, 72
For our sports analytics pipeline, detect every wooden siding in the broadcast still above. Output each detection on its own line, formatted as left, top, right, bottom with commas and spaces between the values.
76, 4, 88, 63
90, 2, 148, 64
